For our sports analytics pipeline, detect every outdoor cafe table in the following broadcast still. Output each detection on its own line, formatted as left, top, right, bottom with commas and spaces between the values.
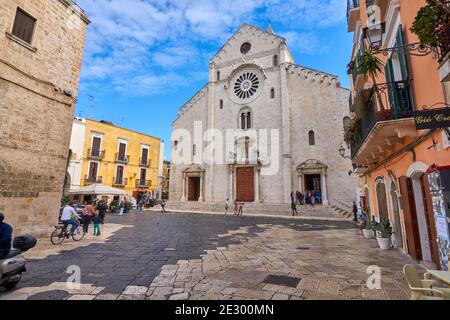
427, 270, 450, 287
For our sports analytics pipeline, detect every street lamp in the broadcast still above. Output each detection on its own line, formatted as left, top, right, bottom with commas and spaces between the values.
363, 22, 385, 50
339, 145, 351, 159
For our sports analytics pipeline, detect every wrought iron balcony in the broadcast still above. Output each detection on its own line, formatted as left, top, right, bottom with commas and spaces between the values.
84, 176, 102, 185
140, 158, 151, 168
350, 79, 415, 159
87, 149, 105, 160
136, 179, 151, 188
347, 0, 360, 32
115, 153, 130, 164
113, 178, 128, 187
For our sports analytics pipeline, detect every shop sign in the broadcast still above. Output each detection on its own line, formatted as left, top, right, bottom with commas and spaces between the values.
414, 108, 450, 129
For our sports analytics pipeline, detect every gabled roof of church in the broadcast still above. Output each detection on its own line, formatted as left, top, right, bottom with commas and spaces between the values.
210, 23, 287, 63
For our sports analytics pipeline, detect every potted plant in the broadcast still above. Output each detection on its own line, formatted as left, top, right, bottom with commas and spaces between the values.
375, 218, 393, 250
109, 199, 120, 213
362, 213, 375, 239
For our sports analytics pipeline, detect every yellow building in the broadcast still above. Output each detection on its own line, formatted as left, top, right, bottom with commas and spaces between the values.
75, 119, 162, 199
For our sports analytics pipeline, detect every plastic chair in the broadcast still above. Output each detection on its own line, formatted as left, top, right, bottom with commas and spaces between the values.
403, 265, 446, 300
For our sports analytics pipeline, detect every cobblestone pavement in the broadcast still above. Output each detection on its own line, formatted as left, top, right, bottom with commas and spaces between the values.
0, 211, 419, 300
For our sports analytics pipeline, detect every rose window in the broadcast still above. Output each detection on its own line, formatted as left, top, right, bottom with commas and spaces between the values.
234, 73, 259, 100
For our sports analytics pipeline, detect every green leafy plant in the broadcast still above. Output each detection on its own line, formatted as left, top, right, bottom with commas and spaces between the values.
411, 5, 441, 46
109, 200, 119, 212
124, 201, 132, 213
364, 213, 373, 231
375, 219, 393, 238
61, 196, 70, 207
357, 46, 386, 111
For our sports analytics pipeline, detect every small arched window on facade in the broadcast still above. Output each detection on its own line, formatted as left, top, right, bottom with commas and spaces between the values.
192, 144, 196, 156
273, 55, 279, 67
217, 71, 220, 81
308, 130, 315, 146
173, 140, 178, 149
220, 99, 224, 109
240, 111, 251, 130
271, 88, 275, 99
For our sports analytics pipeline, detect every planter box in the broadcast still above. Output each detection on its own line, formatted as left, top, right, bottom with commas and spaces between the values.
362, 229, 375, 239
377, 237, 391, 250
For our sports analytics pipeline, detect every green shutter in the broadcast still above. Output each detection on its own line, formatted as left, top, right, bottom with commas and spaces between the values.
384, 58, 397, 112
396, 24, 410, 81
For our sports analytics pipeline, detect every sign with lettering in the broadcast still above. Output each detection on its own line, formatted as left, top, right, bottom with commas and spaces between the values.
414, 108, 450, 129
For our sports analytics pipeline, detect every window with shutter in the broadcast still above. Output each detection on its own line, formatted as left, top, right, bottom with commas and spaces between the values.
12, 8, 36, 44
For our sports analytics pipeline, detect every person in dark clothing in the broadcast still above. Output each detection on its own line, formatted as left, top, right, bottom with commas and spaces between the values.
352, 201, 358, 222
291, 201, 298, 216
0, 212, 13, 259
97, 201, 107, 224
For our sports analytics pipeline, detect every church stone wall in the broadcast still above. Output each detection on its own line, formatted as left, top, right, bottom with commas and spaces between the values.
287, 66, 356, 206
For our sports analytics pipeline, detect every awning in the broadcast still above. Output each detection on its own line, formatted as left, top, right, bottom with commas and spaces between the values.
68, 184, 126, 196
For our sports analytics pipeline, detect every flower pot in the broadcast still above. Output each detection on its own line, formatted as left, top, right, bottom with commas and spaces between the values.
376, 237, 391, 250
362, 229, 374, 239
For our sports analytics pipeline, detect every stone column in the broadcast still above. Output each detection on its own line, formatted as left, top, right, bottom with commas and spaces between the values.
228, 166, 233, 200
198, 172, 204, 202
254, 167, 260, 202
181, 173, 186, 201
280, 65, 292, 204
321, 171, 329, 206
298, 173, 304, 192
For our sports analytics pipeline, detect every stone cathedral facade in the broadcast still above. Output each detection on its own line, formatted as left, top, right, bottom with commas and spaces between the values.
170, 24, 356, 211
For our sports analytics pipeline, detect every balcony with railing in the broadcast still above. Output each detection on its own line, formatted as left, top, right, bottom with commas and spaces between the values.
136, 179, 151, 188
347, 0, 360, 32
113, 177, 128, 187
87, 149, 105, 160
349, 79, 417, 166
84, 175, 103, 185
140, 158, 151, 168
115, 153, 130, 164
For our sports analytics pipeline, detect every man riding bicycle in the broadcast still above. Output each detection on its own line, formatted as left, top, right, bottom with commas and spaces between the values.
60, 202, 81, 235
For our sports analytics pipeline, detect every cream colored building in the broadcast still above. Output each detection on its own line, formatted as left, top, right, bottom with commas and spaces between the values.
0, 0, 89, 236
170, 24, 357, 213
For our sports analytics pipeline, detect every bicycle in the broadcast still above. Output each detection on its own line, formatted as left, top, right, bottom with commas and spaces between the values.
50, 222, 85, 245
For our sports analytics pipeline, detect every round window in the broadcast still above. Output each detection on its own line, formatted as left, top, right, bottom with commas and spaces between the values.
240, 42, 251, 54
234, 72, 259, 100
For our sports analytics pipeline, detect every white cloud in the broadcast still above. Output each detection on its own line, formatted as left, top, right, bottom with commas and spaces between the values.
76, 0, 346, 96
281, 31, 330, 55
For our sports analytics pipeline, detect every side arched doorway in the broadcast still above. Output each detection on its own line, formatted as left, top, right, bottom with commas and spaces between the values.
375, 178, 389, 220
296, 160, 328, 205
390, 181, 403, 248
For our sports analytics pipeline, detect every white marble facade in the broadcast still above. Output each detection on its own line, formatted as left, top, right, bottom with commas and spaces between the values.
170, 24, 356, 206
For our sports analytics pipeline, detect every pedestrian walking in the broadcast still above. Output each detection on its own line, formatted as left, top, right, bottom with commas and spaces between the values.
119, 198, 125, 216
160, 199, 167, 214
93, 212, 101, 236
98, 200, 107, 224
291, 201, 298, 216
137, 198, 144, 214
352, 201, 358, 222
225, 199, 230, 216
234, 199, 238, 216
82, 201, 96, 235
238, 200, 244, 216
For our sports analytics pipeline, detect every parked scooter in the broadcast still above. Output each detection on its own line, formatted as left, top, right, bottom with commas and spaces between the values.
0, 236, 37, 290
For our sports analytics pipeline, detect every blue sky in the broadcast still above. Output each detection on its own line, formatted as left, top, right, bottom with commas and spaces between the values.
75, 0, 354, 160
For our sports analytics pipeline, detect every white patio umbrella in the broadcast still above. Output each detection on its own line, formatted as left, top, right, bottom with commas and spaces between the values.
68, 184, 126, 196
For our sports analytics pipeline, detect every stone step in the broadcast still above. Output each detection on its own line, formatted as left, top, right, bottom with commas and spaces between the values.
166, 201, 350, 219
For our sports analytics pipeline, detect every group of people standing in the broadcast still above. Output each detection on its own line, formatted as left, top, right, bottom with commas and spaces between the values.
291, 190, 322, 206
61, 200, 108, 237
225, 199, 245, 216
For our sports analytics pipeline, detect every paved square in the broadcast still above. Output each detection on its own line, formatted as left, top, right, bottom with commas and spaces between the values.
0, 211, 419, 300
